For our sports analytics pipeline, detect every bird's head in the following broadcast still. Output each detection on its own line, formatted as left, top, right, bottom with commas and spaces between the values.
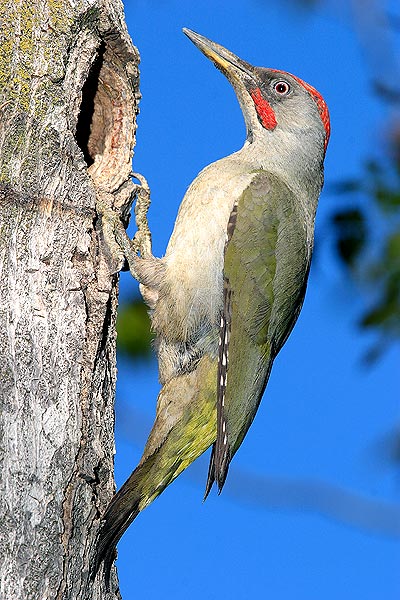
183, 28, 330, 160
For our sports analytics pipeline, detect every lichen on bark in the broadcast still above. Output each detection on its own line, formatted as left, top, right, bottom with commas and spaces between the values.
0, 0, 140, 597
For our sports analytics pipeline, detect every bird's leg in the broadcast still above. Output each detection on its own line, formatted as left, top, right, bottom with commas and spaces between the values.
130, 172, 152, 259
96, 172, 153, 282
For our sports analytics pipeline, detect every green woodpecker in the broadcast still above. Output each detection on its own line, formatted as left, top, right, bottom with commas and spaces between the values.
95, 28, 330, 581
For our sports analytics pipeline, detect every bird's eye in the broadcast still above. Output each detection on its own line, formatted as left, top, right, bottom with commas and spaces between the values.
274, 81, 291, 95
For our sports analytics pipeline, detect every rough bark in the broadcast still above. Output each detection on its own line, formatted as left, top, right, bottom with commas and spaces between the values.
0, 0, 140, 597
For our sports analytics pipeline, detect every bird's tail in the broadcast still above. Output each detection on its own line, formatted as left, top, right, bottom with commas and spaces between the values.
94, 355, 217, 585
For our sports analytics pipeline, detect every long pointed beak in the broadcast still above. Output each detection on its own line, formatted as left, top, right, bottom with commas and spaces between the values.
183, 28, 254, 80
183, 28, 262, 141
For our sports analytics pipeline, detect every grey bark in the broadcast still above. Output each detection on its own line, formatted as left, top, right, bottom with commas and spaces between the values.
0, 0, 140, 598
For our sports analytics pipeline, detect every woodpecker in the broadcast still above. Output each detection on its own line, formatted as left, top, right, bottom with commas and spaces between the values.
95, 28, 330, 582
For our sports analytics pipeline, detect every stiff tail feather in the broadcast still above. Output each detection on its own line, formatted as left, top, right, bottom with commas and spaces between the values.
93, 356, 217, 586
93, 453, 158, 588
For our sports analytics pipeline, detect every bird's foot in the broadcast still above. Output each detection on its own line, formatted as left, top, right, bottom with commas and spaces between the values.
95, 173, 153, 280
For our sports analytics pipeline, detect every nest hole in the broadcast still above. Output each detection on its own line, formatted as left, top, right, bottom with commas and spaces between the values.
75, 39, 135, 186
76, 42, 106, 167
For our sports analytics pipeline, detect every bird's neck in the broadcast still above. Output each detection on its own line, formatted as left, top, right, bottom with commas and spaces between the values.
237, 129, 325, 217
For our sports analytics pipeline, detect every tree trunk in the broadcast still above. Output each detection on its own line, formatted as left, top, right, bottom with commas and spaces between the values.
0, 0, 139, 597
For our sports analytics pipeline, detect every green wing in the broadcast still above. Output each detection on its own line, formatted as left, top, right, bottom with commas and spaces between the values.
209, 171, 311, 492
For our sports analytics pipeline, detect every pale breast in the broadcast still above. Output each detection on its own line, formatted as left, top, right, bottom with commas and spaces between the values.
154, 156, 257, 341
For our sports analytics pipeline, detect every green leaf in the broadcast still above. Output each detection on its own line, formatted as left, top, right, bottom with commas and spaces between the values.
117, 299, 153, 359
332, 208, 367, 266
386, 232, 400, 262
374, 187, 400, 211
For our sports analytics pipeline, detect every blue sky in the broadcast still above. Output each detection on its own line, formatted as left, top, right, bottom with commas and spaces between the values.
114, 2, 399, 598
